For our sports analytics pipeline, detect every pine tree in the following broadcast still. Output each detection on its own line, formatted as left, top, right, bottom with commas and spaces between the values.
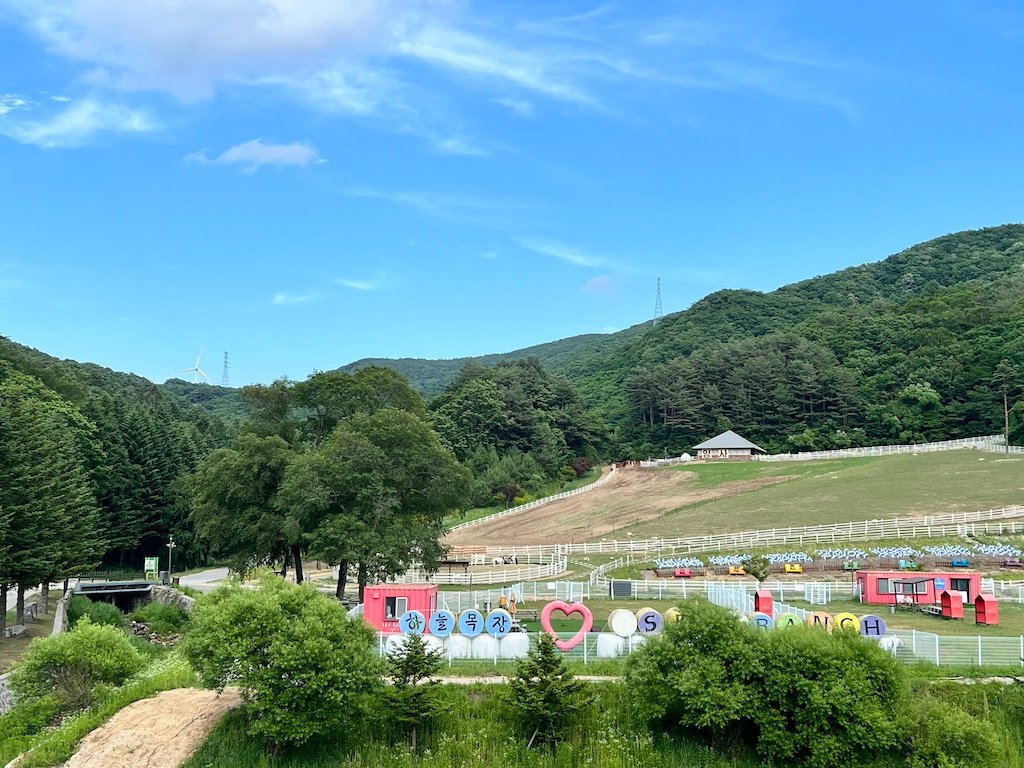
385, 634, 447, 750
505, 633, 592, 749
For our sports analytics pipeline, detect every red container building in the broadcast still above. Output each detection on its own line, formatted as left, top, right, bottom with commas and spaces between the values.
363, 584, 438, 633
854, 571, 981, 607
754, 589, 774, 617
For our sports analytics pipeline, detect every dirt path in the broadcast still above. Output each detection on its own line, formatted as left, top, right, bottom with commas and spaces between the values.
62, 688, 241, 768
445, 468, 790, 546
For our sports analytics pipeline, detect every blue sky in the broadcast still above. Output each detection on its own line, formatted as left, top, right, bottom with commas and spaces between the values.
1, 1, 1022, 386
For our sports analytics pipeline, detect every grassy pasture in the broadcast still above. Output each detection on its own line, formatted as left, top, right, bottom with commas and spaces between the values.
612, 451, 1024, 540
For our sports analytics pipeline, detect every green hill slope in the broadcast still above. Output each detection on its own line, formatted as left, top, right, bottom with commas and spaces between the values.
615, 450, 1024, 540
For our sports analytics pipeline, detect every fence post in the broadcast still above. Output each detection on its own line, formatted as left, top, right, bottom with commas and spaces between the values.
912, 630, 917, 656
935, 635, 940, 665
978, 636, 983, 666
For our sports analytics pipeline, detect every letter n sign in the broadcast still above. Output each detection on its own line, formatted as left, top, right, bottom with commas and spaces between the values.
806, 611, 833, 632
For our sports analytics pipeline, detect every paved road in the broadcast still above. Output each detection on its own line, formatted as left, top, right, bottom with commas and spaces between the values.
179, 568, 229, 593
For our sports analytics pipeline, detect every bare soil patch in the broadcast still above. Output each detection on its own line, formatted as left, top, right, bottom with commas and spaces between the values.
63, 688, 241, 768
445, 468, 790, 546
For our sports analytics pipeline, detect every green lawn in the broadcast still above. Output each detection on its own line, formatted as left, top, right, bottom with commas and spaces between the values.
613, 451, 1024, 539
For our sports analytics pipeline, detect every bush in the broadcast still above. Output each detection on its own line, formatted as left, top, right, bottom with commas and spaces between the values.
66, 595, 127, 630
131, 601, 190, 635
181, 576, 382, 753
11, 618, 145, 710
627, 599, 908, 767
907, 698, 1003, 768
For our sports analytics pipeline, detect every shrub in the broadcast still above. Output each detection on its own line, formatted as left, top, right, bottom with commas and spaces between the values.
10, 618, 145, 710
756, 626, 906, 766
504, 633, 592, 749
181, 576, 382, 753
907, 698, 1002, 768
131, 601, 190, 635
627, 599, 909, 767
570, 456, 595, 477
66, 595, 127, 630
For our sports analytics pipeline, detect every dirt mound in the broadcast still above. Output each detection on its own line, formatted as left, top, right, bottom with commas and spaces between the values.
63, 688, 241, 768
445, 468, 789, 545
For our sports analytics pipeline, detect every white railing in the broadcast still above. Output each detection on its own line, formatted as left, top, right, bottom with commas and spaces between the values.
755, 435, 1011, 462
704, 583, 1024, 667
391, 556, 568, 585
447, 467, 616, 533
458, 506, 1024, 559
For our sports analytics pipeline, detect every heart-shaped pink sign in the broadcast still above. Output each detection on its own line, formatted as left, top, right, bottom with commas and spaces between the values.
540, 600, 593, 651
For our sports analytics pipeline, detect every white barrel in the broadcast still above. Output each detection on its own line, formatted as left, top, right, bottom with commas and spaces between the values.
471, 634, 497, 659
421, 634, 444, 654
445, 634, 472, 659
383, 634, 406, 654
499, 633, 530, 659
596, 633, 626, 658
628, 634, 647, 652
608, 608, 638, 638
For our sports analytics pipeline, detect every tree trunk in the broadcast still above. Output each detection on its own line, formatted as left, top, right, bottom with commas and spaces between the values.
280, 550, 289, 579
1005, 390, 1010, 456
0, 583, 7, 641
16, 584, 25, 625
63, 577, 70, 595
336, 559, 348, 600
41, 581, 50, 614
291, 544, 304, 584
357, 562, 367, 603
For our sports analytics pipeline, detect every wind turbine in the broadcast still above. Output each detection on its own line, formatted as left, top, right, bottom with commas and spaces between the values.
180, 348, 211, 383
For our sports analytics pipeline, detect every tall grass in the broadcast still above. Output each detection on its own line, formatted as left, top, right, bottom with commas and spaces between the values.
184, 684, 759, 768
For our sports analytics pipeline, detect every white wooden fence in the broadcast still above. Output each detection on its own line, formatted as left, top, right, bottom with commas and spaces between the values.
390, 556, 568, 585
456, 505, 1024, 559
447, 467, 616, 533
755, 435, 1015, 462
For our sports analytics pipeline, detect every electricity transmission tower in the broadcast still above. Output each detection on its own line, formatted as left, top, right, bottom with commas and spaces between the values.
221, 352, 230, 387
653, 278, 663, 327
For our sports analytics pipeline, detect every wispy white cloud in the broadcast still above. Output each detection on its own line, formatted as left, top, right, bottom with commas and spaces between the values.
188, 139, 321, 172
397, 26, 598, 106
432, 135, 491, 157
4, 1, 861, 158
344, 187, 528, 226
494, 97, 534, 117
0, 98, 157, 147
0, 94, 30, 117
518, 238, 613, 269
335, 273, 390, 292
272, 290, 320, 306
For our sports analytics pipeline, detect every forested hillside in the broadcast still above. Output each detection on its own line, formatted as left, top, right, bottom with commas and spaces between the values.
343, 224, 1024, 455
0, 338, 231, 573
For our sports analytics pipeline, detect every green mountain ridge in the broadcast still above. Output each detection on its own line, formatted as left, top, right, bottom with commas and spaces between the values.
341, 224, 1024, 412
